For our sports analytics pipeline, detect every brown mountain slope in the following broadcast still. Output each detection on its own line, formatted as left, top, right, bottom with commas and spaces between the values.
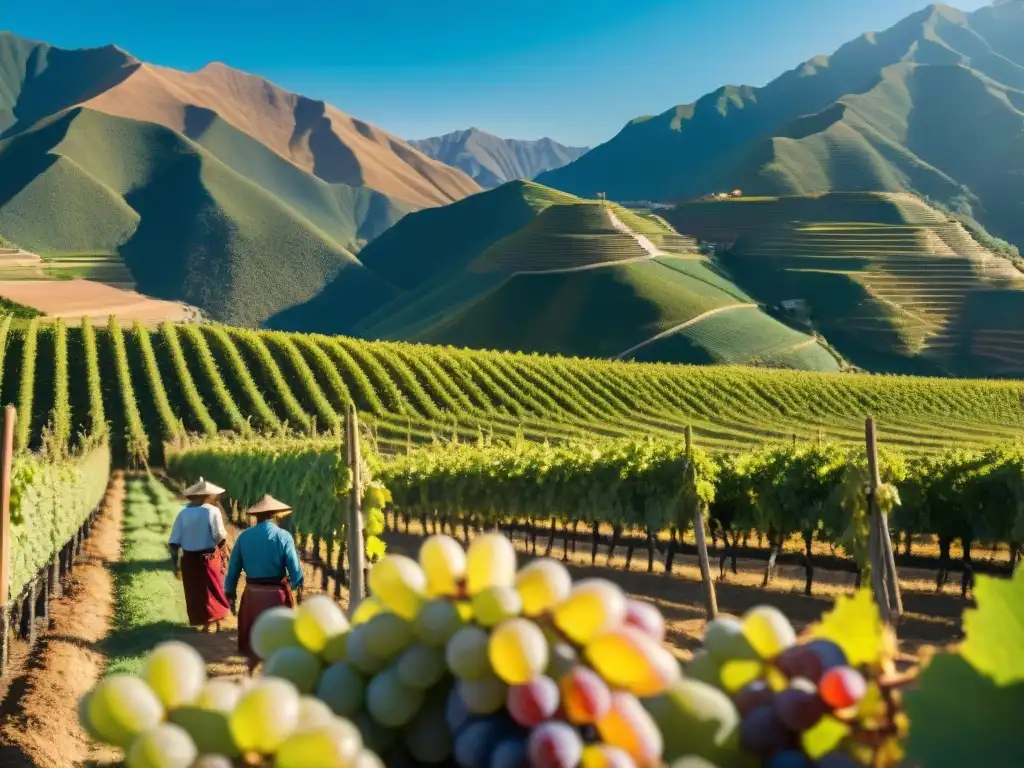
78, 61, 481, 208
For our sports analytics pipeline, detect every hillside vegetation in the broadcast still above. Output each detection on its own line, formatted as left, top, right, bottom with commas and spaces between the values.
410, 127, 589, 187
0, 32, 480, 323
274, 181, 837, 368
668, 192, 1024, 376
538, 2, 1024, 255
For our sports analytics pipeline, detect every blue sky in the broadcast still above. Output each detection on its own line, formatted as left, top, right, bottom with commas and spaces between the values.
2, 0, 992, 146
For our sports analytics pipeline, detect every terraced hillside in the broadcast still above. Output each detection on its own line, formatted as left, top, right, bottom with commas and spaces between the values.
275, 181, 837, 370
668, 193, 1024, 376
1, 318, 1023, 468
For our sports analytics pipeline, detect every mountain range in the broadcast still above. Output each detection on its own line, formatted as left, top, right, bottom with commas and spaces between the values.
538, 1, 1024, 256
409, 128, 589, 187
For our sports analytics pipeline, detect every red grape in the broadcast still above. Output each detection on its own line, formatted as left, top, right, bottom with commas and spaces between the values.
559, 666, 612, 725
507, 676, 560, 727
527, 721, 583, 768
774, 678, 825, 731
624, 600, 666, 642
819, 667, 867, 710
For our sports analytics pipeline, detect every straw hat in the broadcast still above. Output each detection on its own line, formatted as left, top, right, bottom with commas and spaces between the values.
246, 494, 293, 517
183, 477, 225, 497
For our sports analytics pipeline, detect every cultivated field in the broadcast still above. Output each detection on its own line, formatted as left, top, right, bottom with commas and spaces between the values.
0, 280, 198, 325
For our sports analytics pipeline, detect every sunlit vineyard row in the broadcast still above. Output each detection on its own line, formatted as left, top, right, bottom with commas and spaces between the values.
3, 316, 1024, 466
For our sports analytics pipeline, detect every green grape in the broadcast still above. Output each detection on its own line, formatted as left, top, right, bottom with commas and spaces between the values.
321, 630, 350, 663
642, 679, 742, 764
294, 594, 350, 654
354, 712, 400, 755
317, 662, 367, 717
299, 695, 337, 728
354, 750, 386, 768
362, 611, 414, 659
457, 672, 508, 715
415, 600, 466, 647
470, 585, 523, 627
347, 625, 387, 675
168, 707, 240, 758
465, 533, 517, 595
684, 651, 722, 688
229, 677, 301, 753
418, 534, 467, 597
703, 616, 758, 663
741, 606, 796, 660
141, 641, 207, 709
395, 644, 447, 691
126, 723, 197, 768
195, 679, 244, 712
274, 720, 363, 768
189, 757, 234, 768
366, 669, 425, 728
445, 626, 492, 680
264, 646, 323, 694
515, 558, 572, 616
77, 692, 105, 743
367, 554, 428, 620
251, 607, 300, 661
86, 675, 164, 749
404, 701, 454, 763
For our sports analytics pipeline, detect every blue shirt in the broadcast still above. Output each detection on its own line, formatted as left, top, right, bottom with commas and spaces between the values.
225, 521, 304, 597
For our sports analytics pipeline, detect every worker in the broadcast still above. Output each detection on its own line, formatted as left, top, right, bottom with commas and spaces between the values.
224, 494, 304, 672
168, 477, 232, 633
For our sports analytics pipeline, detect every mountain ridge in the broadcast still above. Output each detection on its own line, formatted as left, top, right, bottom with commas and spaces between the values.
410, 127, 588, 187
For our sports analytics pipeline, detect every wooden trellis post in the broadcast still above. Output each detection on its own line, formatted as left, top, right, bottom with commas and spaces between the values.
0, 406, 15, 676
687, 426, 718, 619
345, 405, 366, 617
865, 418, 895, 624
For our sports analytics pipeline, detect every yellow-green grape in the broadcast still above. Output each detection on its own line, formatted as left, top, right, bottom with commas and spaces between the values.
77, 692, 105, 743
703, 615, 757, 663
274, 720, 364, 768
189, 757, 234, 768
298, 696, 337, 729
229, 677, 301, 753
367, 555, 428, 620
586, 627, 679, 695
362, 611, 414, 659
366, 668, 425, 728
446, 626, 492, 680
354, 750, 385, 768
515, 558, 571, 616
489, 618, 549, 685
580, 744, 636, 767
418, 534, 467, 596
141, 641, 206, 709
364, 482, 390, 511
414, 599, 467, 647
470, 585, 523, 627
395, 644, 446, 690
741, 605, 796, 660
195, 680, 244, 712
126, 723, 198, 768
167, 707, 239, 758
346, 625, 387, 675
554, 579, 627, 645
294, 594, 349, 653
263, 647, 323, 694
321, 629, 350, 664
457, 671, 508, 715
251, 606, 300, 660
86, 675, 164, 749
596, 691, 663, 766
465, 533, 517, 595
351, 596, 385, 626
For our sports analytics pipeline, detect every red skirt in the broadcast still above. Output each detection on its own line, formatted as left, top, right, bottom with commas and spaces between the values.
238, 579, 295, 661
180, 549, 232, 627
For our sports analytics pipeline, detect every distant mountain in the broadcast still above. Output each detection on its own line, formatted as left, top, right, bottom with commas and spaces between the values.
0, 32, 480, 325
538, 2, 1024, 254
410, 128, 589, 188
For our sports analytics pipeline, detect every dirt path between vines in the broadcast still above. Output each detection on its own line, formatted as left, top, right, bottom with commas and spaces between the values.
0, 474, 124, 768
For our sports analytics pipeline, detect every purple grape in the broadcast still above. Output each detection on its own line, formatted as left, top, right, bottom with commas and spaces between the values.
765, 749, 813, 767
739, 705, 796, 757
446, 687, 472, 732
816, 751, 863, 768
775, 640, 847, 683
735, 679, 775, 715
490, 737, 528, 768
774, 678, 826, 731
454, 717, 505, 767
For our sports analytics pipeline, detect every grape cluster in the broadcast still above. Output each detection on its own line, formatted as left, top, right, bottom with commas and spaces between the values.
77, 637, 384, 767
689, 606, 904, 767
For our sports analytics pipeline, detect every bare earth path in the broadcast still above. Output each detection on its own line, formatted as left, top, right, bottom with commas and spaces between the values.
0, 475, 123, 768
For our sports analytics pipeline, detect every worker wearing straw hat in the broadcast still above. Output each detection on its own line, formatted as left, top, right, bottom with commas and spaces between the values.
169, 478, 232, 633
224, 494, 304, 672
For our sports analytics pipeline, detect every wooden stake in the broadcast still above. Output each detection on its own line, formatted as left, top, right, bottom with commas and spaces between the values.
0, 406, 16, 609
346, 405, 366, 617
686, 426, 718, 619
865, 418, 892, 624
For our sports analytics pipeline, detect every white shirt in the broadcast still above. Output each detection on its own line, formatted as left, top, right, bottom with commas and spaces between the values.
169, 504, 228, 552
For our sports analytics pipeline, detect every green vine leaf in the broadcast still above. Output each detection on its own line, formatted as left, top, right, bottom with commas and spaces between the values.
960, 567, 1024, 685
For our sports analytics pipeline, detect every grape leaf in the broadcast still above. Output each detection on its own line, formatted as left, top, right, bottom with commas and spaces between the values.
960, 567, 1024, 685
810, 589, 883, 667
905, 653, 1024, 766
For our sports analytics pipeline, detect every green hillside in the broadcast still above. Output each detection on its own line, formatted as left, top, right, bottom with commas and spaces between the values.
537, 3, 1024, 255
666, 192, 1024, 376
0, 108, 398, 327
274, 181, 837, 369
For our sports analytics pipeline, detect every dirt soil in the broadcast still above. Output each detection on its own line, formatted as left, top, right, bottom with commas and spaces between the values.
0, 475, 123, 768
0, 280, 197, 325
